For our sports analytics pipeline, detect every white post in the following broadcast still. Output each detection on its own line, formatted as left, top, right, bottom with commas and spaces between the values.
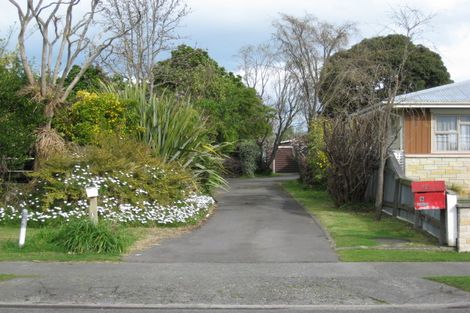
446, 193, 458, 247
272, 159, 276, 174
85, 186, 99, 225
19, 209, 28, 248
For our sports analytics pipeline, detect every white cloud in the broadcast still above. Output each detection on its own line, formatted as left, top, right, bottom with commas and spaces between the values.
1, 0, 469, 81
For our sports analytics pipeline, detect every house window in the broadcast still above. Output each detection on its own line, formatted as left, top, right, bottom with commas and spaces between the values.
435, 115, 470, 151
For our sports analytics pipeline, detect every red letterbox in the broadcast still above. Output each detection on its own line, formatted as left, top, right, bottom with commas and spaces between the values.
411, 181, 446, 210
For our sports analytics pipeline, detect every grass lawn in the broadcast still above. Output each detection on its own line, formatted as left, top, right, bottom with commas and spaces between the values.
0, 274, 19, 281
0, 208, 213, 262
426, 276, 470, 292
282, 180, 470, 262
0, 226, 141, 262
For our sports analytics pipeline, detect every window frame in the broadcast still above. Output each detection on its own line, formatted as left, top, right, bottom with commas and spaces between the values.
431, 109, 470, 153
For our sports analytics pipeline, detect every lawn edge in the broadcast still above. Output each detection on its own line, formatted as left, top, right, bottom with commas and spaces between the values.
279, 180, 337, 251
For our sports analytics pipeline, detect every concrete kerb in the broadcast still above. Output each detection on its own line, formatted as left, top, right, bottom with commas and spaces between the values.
1, 302, 470, 311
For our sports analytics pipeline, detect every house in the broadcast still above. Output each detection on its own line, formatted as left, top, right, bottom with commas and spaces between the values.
392, 80, 470, 193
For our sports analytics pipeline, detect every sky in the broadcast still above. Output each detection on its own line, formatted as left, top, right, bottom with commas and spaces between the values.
1, 0, 469, 82
180, 0, 470, 82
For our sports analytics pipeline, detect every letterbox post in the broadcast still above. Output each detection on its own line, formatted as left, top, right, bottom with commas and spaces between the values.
85, 186, 99, 225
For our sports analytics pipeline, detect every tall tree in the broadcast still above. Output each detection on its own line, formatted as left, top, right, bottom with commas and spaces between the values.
264, 63, 302, 169
154, 45, 271, 144
8, 0, 131, 161
100, 0, 188, 96
237, 42, 301, 170
319, 34, 452, 114
319, 7, 438, 219
237, 43, 274, 100
273, 14, 354, 126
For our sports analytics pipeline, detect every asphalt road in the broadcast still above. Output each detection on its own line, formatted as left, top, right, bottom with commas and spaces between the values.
126, 175, 337, 263
2, 304, 470, 313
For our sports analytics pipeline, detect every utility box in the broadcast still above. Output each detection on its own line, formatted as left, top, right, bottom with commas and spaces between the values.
411, 181, 446, 210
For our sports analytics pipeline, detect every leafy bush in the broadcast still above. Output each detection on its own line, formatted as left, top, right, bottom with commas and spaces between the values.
54, 91, 140, 145
0, 136, 214, 226
154, 45, 271, 145
51, 219, 129, 254
0, 53, 43, 176
104, 84, 228, 192
296, 119, 329, 187
239, 140, 260, 177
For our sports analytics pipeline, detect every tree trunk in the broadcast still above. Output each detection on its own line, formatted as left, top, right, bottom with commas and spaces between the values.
374, 150, 386, 220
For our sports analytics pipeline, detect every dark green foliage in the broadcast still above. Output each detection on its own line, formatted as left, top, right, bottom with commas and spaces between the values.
51, 219, 130, 254
54, 91, 140, 145
239, 140, 260, 177
154, 45, 271, 145
0, 55, 43, 176
320, 34, 452, 114
64, 65, 109, 100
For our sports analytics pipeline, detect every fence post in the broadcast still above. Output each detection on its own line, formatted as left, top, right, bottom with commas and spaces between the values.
393, 178, 400, 217
414, 210, 422, 230
439, 209, 447, 245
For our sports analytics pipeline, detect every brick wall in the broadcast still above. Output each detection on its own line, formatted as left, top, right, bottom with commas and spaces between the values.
405, 156, 470, 193
458, 207, 470, 252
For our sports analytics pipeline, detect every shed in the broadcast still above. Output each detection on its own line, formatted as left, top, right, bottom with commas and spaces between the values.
272, 140, 298, 173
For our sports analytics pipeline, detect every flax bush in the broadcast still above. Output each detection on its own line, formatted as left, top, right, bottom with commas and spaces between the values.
51, 219, 130, 254
104, 84, 228, 192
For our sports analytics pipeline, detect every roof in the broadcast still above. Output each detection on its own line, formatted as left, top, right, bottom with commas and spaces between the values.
394, 80, 470, 108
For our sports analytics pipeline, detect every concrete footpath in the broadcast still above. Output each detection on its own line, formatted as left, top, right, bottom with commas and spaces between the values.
0, 176, 469, 309
0, 262, 470, 306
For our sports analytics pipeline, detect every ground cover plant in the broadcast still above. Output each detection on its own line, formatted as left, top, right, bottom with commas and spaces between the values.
282, 180, 470, 262
0, 136, 214, 227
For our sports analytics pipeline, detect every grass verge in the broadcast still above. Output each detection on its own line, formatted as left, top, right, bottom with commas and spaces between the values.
282, 180, 470, 262
0, 274, 18, 281
425, 276, 470, 292
0, 206, 214, 262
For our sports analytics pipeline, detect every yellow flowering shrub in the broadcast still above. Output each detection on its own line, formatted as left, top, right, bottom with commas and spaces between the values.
55, 91, 140, 145
297, 118, 330, 187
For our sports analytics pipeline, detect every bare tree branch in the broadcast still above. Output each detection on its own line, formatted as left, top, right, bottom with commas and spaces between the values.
273, 14, 354, 126
99, 0, 188, 95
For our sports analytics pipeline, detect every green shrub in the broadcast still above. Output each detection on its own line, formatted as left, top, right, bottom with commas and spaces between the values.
1, 135, 217, 226
295, 119, 330, 187
51, 219, 130, 254
28, 135, 194, 211
239, 140, 260, 177
54, 90, 140, 145
0, 53, 43, 176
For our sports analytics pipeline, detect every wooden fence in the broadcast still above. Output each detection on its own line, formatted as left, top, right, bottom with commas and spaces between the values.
367, 155, 447, 243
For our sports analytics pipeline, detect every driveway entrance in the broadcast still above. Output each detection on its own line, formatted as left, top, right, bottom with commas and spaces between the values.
126, 175, 337, 263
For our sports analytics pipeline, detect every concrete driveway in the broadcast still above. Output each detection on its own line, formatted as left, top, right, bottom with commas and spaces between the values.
126, 174, 337, 263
